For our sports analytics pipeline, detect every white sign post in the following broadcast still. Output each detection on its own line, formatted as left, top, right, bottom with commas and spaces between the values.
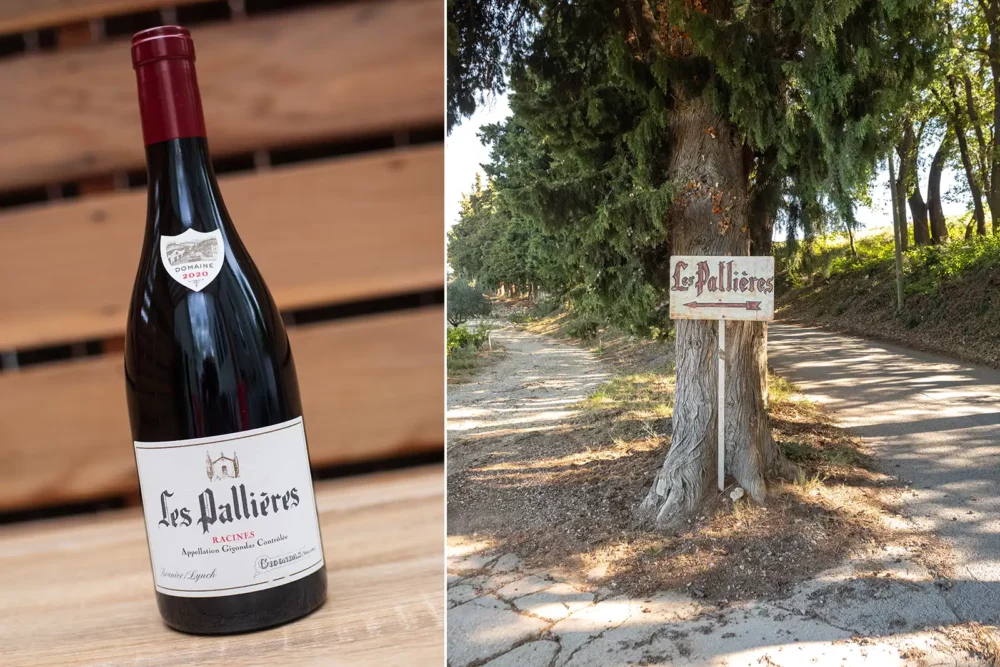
668, 256, 775, 491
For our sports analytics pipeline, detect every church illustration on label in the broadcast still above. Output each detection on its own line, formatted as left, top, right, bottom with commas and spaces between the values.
165, 237, 219, 266
206, 451, 240, 481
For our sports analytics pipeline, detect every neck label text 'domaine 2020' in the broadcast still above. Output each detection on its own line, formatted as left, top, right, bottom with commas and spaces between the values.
134, 417, 324, 598
159, 227, 225, 292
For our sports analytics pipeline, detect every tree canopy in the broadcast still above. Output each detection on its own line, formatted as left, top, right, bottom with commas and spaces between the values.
449, 0, 941, 329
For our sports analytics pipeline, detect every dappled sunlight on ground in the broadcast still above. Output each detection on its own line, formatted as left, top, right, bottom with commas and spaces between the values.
447, 324, 902, 603
771, 323, 1000, 626
446, 322, 1000, 666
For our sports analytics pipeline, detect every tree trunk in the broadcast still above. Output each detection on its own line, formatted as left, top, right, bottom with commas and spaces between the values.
962, 72, 990, 195
888, 153, 905, 312
895, 124, 913, 251
909, 190, 930, 246
902, 121, 931, 246
951, 77, 988, 236
991, 56, 1000, 234
638, 96, 788, 530
928, 132, 951, 244
957, 122, 989, 237
895, 174, 910, 250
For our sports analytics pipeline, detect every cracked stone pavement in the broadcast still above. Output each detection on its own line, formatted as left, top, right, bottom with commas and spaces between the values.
447, 542, 987, 666
447, 324, 998, 666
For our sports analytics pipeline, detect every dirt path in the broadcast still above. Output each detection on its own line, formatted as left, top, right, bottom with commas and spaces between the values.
447, 325, 988, 667
447, 325, 610, 486
769, 323, 1000, 624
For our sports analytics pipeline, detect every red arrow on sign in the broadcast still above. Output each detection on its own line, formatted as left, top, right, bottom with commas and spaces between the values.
684, 301, 761, 311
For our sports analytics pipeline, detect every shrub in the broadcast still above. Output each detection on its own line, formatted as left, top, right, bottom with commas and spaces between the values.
447, 324, 492, 356
564, 314, 601, 340
530, 296, 562, 318
447, 280, 492, 326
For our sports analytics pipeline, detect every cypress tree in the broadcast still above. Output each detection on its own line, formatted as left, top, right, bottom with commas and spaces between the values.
449, 0, 937, 528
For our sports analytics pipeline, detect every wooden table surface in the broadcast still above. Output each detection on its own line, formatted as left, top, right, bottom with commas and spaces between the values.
0, 466, 444, 667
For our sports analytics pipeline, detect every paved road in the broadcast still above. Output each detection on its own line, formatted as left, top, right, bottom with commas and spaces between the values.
770, 323, 1000, 623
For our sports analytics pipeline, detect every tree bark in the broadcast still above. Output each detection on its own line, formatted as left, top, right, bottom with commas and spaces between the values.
957, 122, 988, 237
991, 54, 1000, 233
903, 121, 931, 246
639, 96, 788, 530
962, 72, 990, 194
888, 153, 905, 312
895, 123, 913, 251
909, 189, 930, 246
928, 131, 951, 244
950, 77, 988, 236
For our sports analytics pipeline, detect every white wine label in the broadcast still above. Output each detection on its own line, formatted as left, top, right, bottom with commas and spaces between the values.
134, 417, 325, 598
160, 228, 225, 291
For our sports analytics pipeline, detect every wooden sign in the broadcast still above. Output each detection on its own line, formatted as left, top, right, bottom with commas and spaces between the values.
669, 256, 775, 321
668, 255, 775, 491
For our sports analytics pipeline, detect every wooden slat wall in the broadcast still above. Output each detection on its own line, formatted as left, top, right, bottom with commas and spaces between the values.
0, 0, 443, 192
0, 307, 443, 512
0, 0, 444, 515
0, 1, 212, 34
0, 145, 444, 351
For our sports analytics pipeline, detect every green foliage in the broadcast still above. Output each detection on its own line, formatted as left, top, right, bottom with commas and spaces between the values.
563, 314, 601, 340
448, 0, 939, 336
448, 176, 562, 297
777, 218, 1000, 302
530, 297, 562, 319
447, 280, 493, 327
446, 0, 535, 131
447, 323, 492, 355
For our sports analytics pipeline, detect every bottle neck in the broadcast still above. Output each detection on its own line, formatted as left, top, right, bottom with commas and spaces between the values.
135, 56, 206, 145
145, 137, 227, 237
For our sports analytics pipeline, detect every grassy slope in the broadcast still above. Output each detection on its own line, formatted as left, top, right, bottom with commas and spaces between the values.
777, 225, 1000, 368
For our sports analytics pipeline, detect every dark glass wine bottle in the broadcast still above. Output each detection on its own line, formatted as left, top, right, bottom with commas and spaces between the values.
125, 26, 326, 635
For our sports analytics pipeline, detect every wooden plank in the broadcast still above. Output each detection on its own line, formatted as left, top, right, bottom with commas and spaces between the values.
0, 144, 443, 351
0, 0, 442, 192
0, 307, 443, 512
0, 1, 210, 35
0, 467, 444, 667
56, 20, 94, 48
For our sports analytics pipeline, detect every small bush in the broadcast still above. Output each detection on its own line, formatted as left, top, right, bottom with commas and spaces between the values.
565, 314, 601, 340
447, 280, 492, 326
447, 324, 491, 356
530, 297, 562, 318
509, 313, 532, 324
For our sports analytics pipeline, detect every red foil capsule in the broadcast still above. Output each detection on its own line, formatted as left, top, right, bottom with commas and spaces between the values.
132, 26, 207, 145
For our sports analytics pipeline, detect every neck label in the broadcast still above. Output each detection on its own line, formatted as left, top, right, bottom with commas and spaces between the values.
134, 417, 325, 598
160, 228, 225, 291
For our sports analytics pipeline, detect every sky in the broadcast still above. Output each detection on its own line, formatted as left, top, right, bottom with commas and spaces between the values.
445, 95, 511, 231
446, 93, 969, 238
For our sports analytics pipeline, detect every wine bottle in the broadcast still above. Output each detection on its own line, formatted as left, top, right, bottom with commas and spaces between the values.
125, 25, 327, 634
